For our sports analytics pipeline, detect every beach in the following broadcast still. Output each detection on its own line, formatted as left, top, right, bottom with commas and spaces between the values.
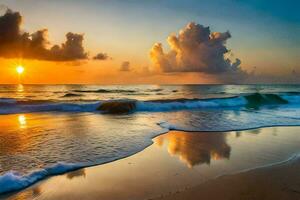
157, 153, 300, 200
1, 85, 300, 199
4, 127, 300, 200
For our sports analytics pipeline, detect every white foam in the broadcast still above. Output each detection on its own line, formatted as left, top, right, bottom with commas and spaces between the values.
0, 162, 82, 194
136, 97, 247, 112
0, 93, 300, 115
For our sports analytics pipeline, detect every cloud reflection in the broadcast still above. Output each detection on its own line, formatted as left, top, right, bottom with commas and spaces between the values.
66, 169, 86, 180
154, 131, 231, 167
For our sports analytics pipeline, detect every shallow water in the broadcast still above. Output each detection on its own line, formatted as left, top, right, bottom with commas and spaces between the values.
0, 84, 300, 194
4, 127, 300, 200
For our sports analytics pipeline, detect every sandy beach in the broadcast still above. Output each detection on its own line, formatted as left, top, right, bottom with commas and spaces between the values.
3, 126, 300, 200
157, 154, 300, 200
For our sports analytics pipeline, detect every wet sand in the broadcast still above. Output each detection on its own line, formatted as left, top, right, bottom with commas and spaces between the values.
156, 156, 300, 200
3, 127, 300, 200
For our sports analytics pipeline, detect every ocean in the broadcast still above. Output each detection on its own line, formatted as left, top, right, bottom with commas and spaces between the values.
1, 84, 300, 194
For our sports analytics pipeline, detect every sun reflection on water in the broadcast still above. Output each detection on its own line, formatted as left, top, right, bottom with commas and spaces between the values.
18, 114, 27, 128
16, 84, 25, 99
17, 84, 24, 92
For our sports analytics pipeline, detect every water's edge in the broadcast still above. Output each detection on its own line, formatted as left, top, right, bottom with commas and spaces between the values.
1, 124, 300, 197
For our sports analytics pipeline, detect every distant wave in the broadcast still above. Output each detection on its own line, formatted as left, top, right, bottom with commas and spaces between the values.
72, 89, 136, 93
146, 89, 163, 92
72, 88, 165, 93
61, 93, 83, 97
0, 98, 17, 104
0, 93, 299, 115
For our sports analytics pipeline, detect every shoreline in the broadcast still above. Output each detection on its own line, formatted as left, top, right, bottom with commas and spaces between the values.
154, 153, 300, 200
3, 126, 300, 200
1, 123, 299, 195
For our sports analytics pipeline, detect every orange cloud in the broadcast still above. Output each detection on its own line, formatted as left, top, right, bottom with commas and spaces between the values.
120, 61, 131, 71
149, 22, 248, 83
93, 53, 111, 60
0, 9, 105, 62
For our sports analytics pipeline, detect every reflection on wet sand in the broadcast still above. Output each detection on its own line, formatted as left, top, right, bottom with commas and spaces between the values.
8, 187, 41, 200
4, 127, 300, 200
67, 169, 86, 179
154, 131, 231, 167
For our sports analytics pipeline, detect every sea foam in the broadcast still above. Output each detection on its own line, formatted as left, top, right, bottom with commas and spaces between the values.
0, 93, 299, 115
0, 162, 82, 194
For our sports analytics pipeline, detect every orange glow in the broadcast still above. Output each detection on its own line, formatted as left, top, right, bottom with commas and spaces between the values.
0, 58, 214, 84
16, 65, 24, 74
18, 115, 27, 128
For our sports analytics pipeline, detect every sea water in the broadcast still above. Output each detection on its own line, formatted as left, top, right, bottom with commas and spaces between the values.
0, 84, 300, 193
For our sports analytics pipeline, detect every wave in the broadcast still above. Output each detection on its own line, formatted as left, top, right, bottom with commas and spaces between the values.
0, 98, 17, 104
244, 93, 288, 108
96, 93, 299, 114
0, 101, 100, 114
1, 124, 300, 195
0, 93, 299, 115
61, 93, 83, 97
73, 88, 165, 93
146, 89, 163, 92
0, 162, 83, 194
72, 89, 136, 93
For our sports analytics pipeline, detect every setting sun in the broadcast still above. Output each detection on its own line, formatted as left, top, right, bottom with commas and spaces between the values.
16, 65, 24, 74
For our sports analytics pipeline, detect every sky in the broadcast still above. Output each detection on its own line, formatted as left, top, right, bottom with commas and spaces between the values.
0, 0, 299, 84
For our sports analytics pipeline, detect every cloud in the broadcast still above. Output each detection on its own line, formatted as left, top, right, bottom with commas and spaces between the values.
120, 61, 131, 71
149, 22, 247, 82
0, 9, 88, 61
93, 52, 111, 60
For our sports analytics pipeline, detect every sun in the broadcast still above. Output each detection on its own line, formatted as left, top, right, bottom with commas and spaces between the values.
16, 65, 24, 74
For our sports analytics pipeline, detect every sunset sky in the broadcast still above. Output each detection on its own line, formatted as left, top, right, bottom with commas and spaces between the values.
0, 0, 299, 84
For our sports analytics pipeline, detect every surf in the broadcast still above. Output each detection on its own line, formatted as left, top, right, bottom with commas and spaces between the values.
0, 92, 299, 114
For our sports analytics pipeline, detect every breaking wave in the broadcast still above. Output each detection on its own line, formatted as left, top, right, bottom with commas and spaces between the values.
72, 89, 136, 93
0, 93, 299, 115
0, 162, 83, 194
1, 92, 300, 194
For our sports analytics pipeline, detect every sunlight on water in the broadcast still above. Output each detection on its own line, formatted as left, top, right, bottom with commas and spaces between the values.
0, 84, 300, 194
18, 115, 27, 129
17, 84, 24, 92
5, 127, 300, 200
